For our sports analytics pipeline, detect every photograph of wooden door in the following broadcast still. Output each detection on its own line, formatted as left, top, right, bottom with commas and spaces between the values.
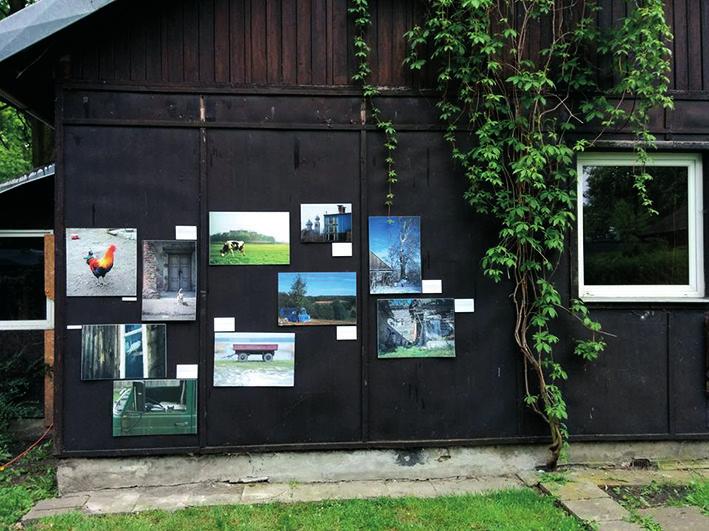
167, 253, 192, 291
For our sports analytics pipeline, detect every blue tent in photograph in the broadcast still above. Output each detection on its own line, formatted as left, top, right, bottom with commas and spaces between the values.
279, 307, 311, 323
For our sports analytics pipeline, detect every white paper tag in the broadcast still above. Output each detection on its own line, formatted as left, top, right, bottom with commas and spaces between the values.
454, 299, 475, 313
421, 279, 443, 294
332, 242, 353, 257
176, 364, 199, 379
336, 326, 357, 340
214, 317, 235, 332
66, 325, 82, 330
175, 225, 198, 240
121, 296, 137, 302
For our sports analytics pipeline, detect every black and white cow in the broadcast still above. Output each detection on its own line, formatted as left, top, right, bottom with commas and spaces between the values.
220, 240, 245, 256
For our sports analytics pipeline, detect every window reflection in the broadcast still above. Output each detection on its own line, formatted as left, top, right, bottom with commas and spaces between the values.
582, 166, 689, 286
0, 237, 45, 320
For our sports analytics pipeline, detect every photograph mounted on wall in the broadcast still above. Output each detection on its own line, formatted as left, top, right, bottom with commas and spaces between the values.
377, 298, 455, 358
369, 216, 422, 294
277, 272, 357, 326
300, 203, 353, 243
65, 228, 137, 297
112, 379, 197, 437
81, 323, 167, 380
214, 332, 295, 387
209, 211, 290, 265
142, 240, 197, 321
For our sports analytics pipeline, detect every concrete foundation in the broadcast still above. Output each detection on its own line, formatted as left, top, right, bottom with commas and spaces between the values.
57, 441, 709, 494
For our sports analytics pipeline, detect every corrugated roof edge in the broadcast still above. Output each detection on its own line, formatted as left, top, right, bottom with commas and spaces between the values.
0, 162, 55, 194
0, 0, 116, 64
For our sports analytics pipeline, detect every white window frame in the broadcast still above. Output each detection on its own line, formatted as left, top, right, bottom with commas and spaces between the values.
577, 152, 704, 302
0, 230, 54, 330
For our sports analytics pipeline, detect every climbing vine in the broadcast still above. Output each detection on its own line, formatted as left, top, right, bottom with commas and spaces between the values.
351, 0, 673, 468
349, 0, 399, 214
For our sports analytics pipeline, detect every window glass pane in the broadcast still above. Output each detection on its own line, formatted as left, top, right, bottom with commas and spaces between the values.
0, 237, 46, 320
582, 165, 689, 286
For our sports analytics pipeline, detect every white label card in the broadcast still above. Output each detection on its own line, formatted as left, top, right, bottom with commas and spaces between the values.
454, 299, 475, 313
121, 296, 137, 302
176, 364, 199, 379
214, 317, 235, 332
332, 242, 353, 257
336, 326, 357, 341
421, 279, 443, 294
175, 225, 198, 240
66, 325, 82, 330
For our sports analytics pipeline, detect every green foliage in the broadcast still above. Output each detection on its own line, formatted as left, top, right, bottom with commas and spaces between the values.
352, 0, 672, 468
34, 488, 585, 530
0, 104, 32, 183
349, 0, 399, 214
0, 347, 44, 460
0, 441, 56, 527
209, 231, 277, 243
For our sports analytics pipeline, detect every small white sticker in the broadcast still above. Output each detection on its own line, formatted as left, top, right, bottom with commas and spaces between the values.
421, 279, 443, 294
336, 326, 358, 341
121, 296, 137, 302
175, 225, 198, 240
66, 325, 82, 330
214, 317, 235, 332
332, 242, 353, 257
454, 299, 475, 313
176, 364, 199, 379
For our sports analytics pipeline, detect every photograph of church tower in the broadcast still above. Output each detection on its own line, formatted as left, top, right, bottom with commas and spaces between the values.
300, 203, 353, 243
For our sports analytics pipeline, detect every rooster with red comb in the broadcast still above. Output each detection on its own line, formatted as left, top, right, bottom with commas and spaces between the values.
84, 244, 116, 285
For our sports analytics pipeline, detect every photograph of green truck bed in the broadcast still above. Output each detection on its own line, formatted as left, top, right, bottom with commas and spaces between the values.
112, 379, 197, 437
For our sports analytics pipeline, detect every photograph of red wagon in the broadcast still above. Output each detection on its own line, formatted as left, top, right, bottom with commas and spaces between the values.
213, 332, 295, 387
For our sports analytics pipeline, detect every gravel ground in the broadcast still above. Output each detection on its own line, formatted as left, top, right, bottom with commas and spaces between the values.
142, 292, 197, 321
66, 228, 137, 297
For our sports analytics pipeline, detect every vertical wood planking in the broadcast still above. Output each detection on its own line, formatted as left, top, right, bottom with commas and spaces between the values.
199, 0, 216, 84
375, 0, 392, 86
215, 0, 231, 83
98, 36, 115, 81
312, 0, 328, 84
114, 20, 132, 81
673, 0, 688, 90
297, 0, 312, 84
687, 0, 702, 90
145, 3, 163, 82
183, 0, 200, 83
392, 0, 408, 86
266, 0, 282, 83
166, 3, 185, 82
702, 0, 709, 90
130, 18, 147, 81
251, 0, 268, 83
326, 0, 334, 84
230, 0, 247, 84
367, 0, 379, 85
281, 0, 298, 84
331, 0, 349, 85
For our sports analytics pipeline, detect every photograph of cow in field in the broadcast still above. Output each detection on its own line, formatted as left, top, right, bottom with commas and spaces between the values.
209, 211, 290, 265
220, 240, 245, 257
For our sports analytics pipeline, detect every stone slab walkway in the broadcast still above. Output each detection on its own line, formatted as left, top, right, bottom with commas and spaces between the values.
22, 476, 522, 523
522, 465, 709, 531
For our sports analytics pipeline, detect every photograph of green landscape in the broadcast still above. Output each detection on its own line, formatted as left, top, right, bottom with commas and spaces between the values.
377, 298, 455, 358
278, 272, 357, 326
209, 211, 290, 265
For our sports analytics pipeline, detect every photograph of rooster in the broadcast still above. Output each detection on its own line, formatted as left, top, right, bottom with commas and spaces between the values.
66, 228, 137, 297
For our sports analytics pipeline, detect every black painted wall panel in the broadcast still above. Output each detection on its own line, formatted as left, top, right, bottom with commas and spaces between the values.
56, 90, 709, 455
60, 126, 201, 452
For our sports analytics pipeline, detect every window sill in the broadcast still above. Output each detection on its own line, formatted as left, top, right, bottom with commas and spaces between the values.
581, 297, 709, 304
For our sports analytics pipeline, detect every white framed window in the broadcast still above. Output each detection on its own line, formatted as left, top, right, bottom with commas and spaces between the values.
0, 230, 54, 330
577, 152, 704, 301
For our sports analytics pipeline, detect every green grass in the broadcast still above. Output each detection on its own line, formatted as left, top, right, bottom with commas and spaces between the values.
215, 359, 294, 369
209, 243, 289, 265
379, 345, 455, 358
684, 476, 709, 514
0, 441, 56, 528
31, 488, 584, 530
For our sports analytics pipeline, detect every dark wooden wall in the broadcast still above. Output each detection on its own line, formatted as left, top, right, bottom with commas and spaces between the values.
64, 1, 709, 92
47, 0, 709, 456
